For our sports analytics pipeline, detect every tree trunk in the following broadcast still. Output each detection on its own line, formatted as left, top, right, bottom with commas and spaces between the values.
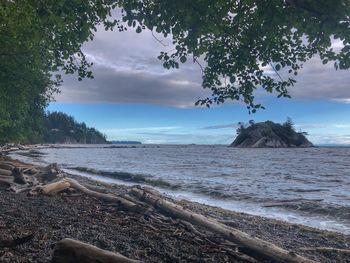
52, 238, 141, 263
130, 187, 316, 263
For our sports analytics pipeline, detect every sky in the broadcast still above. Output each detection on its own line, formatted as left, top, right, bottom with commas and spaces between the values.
49, 23, 350, 145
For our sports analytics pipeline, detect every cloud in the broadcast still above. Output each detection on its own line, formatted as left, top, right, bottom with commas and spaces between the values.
287, 57, 350, 102
309, 134, 350, 145
55, 22, 350, 107
55, 62, 208, 107
295, 123, 350, 129
332, 98, 350, 104
201, 123, 239, 129
137, 132, 234, 144
55, 25, 209, 108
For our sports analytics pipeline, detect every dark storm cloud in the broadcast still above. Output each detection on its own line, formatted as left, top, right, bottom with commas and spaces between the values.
55, 24, 350, 106
56, 63, 208, 107
201, 123, 239, 129
289, 58, 350, 101
55, 26, 210, 107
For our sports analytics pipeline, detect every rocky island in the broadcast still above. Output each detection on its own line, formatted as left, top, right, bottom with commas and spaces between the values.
231, 119, 313, 148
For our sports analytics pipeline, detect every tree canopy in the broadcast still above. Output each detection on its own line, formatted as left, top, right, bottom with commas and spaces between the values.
1, 0, 350, 142
119, 0, 350, 111
0, 0, 116, 143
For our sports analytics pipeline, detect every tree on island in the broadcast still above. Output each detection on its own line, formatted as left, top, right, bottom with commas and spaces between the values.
1, 1, 350, 142
231, 118, 313, 148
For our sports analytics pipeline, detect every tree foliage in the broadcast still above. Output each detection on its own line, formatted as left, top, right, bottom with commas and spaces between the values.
43, 112, 107, 144
2, 0, 350, 143
118, 0, 350, 111
0, 0, 117, 143
283, 117, 295, 131
233, 120, 310, 147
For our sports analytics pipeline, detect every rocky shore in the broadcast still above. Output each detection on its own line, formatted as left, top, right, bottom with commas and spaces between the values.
0, 152, 349, 262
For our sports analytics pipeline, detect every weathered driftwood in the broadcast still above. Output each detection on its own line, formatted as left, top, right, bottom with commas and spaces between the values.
130, 187, 317, 263
0, 162, 14, 171
31, 177, 139, 210
52, 238, 141, 263
13, 168, 26, 184
0, 168, 12, 176
0, 158, 139, 212
65, 178, 139, 211
35, 163, 61, 183
0, 175, 14, 185
40, 180, 71, 195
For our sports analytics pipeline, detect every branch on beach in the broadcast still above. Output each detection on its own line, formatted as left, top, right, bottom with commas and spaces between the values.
130, 187, 317, 263
52, 238, 141, 263
0, 233, 34, 248
0, 152, 330, 263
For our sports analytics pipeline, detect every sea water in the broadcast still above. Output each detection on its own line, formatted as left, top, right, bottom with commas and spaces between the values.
10, 145, 350, 234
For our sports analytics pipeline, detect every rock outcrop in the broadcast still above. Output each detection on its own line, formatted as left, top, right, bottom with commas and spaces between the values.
231, 121, 313, 148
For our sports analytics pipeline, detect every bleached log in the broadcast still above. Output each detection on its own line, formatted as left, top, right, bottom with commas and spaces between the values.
66, 178, 139, 211
0, 175, 14, 185
0, 168, 12, 176
34, 163, 61, 183
40, 180, 71, 195
130, 187, 316, 263
52, 238, 140, 263
0, 163, 14, 171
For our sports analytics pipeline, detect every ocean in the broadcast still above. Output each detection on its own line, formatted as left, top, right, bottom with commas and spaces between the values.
10, 144, 350, 234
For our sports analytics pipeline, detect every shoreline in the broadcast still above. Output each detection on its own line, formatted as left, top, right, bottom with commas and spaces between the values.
1, 153, 350, 262
62, 167, 350, 235
9, 146, 350, 235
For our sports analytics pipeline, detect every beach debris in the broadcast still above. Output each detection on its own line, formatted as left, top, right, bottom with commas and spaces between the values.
0, 233, 34, 248
33, 180, 71, 195
52, 238, 141, 263
300, 247, 350, 255
0, 151, 336, 263
130, 187, 317, 263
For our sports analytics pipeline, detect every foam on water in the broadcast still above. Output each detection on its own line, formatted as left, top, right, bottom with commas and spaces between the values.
10, 144, 350, 234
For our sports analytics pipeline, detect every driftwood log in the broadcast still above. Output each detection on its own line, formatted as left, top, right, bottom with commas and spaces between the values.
130, 187, 317, 263
52, 238, 140, 263
0, 153, 322, 263
39, 180, 71, 195
0, 175, 14, 185
0, 168, 12, 176
65, 178, 139, 210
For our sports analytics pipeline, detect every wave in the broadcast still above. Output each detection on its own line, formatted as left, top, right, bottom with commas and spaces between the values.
261, 198, 350, 223
70, 166, 179, 189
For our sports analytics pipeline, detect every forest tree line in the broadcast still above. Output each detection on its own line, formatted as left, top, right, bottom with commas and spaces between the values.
0, 111, 107, 145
